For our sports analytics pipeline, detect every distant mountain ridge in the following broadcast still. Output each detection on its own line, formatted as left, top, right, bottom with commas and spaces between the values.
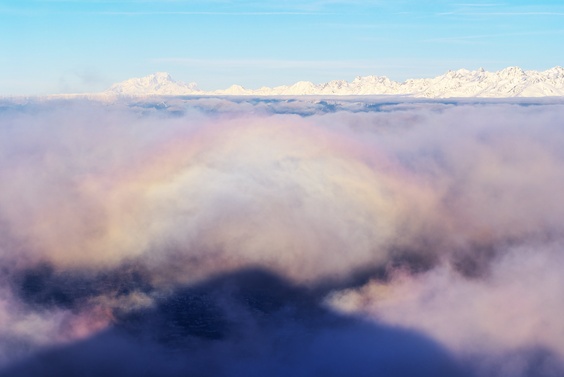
107, 66, 564, 98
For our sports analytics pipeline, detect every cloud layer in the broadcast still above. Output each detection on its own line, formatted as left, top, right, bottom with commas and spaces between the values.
0, 97, 563, 376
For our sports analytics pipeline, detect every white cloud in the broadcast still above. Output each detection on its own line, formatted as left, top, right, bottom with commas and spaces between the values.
1, 97, 564, 376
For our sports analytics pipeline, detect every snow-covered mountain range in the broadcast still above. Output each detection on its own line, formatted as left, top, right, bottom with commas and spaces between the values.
107, 67, 564, 98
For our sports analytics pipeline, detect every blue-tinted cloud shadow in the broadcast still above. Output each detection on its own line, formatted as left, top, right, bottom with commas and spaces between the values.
0, 267, 468, 377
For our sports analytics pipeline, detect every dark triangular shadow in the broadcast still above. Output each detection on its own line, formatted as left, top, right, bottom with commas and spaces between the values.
0, 267, 469, 377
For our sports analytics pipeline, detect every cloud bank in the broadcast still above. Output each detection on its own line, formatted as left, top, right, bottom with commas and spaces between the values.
0, 97, 563, 376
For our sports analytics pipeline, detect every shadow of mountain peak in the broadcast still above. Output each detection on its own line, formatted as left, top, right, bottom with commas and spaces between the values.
1, 267, 469, 377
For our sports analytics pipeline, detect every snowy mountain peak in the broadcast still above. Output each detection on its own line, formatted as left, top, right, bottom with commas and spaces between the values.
219, 84, 249, 95
108, 72, 200, 96
149, 72, 173, 82
546, 66, 564, 78
444, 68, 472, 79
107, 67, 564, 98
499, 66, 526, 77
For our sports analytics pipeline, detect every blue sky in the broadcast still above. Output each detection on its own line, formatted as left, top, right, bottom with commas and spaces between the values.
1, 0, 564, 95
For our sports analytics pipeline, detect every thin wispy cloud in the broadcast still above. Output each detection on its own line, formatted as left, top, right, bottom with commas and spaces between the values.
425, 29, 564, 44
453, 3, 503, 6
96, 11, 329, 15
150, 57, 381, 70
448, 11, 564, 16
438, 6, 564, 17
